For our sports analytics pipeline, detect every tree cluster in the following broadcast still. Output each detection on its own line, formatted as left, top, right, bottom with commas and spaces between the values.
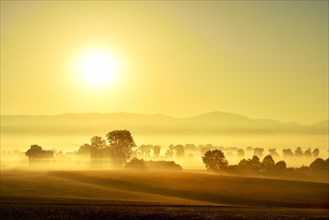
24, 130, 136, 168
202, 149, 329, 175
135, 144, 161, 159
77, 130, 136, 167
125, 157, 182, 171
25, 144, 54, 163
282, 147, 320, 158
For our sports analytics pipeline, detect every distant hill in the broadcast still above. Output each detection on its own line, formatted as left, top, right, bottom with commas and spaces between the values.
311, 120, 328, 129
1, 112, 328, 136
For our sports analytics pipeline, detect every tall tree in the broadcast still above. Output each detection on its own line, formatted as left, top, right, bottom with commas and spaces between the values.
90, 136, 106, 161
106, 130, 136, 167
153, 145, 161, 158
282, 148, 294, 157
312, 148, 320, 158
77, 143, 92, 156
91, 136, 106, 149
261, 155, 275, 172
250, 156, 261, 172
294, 147, 304, 157
174, 145, 185, 158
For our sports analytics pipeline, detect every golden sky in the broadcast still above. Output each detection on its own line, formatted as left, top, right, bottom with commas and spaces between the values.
1, 1, 328, 124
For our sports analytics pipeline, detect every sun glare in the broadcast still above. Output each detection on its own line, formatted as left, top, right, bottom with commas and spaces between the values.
78, 50, 118, 87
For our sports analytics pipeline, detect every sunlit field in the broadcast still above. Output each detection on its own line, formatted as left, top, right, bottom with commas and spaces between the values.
1, 169, 328, 219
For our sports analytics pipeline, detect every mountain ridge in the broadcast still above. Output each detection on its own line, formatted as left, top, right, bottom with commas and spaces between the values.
1, 112, 327, 136
1, 111, 326, 126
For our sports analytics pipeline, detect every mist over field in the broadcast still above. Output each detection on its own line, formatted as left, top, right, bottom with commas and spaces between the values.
1, 112, 327, 170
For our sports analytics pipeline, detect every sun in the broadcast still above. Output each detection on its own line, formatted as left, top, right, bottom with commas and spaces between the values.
78, 50, 118, 87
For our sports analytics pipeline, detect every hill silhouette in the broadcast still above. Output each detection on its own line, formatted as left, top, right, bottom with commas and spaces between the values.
1, 112, 327, 136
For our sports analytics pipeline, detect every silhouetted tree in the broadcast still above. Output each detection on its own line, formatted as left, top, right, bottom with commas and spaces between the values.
164, 145, 175, 159
237, 159, 247, 166
237, 149, 245, 157
294, 147, 304, 157
185, 144, 197, 151
274, 160, 287, 171
202, 150, 228, 171
268, 148, 279, 158
200, 144, 215, 155
124, 157, 146, 170
145, 160, 182, 171
55, 151, 65, 160
153, 145, 161, 158
238, 159, 250, 171
91, 136, 106, 148
138, 144, 152, 159
298, 166, 310, 172
90, 136, 107, 161
310, 158, 328, 171
304, 148, 312, 157
26, 144, 42, 159
25, 144, 54, 163
250, 156, 261, 172
312, 148, 320, 158
174, 145, 185, 158
261, 155, 275, 172
227, 147, 238, 151
253, 147, 264, 157
106, 130, 136, 167
77, 143, 92, 156
165, 149, 174, 159
237, 156, 261, 172
282, 148, 294, 157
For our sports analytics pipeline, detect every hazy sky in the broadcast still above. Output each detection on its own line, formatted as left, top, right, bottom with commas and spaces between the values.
1, 1, 328, 124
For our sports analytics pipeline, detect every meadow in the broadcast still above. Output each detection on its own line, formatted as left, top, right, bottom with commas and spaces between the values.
1, 169, 328, 219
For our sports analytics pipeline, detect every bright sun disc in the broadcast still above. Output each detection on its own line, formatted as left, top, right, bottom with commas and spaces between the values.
78, 51, 117, 86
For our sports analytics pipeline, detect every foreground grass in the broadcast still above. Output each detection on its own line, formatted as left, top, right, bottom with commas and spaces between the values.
0, 201, 328, 220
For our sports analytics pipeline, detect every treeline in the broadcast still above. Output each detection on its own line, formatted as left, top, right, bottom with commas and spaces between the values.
130, 144, 322, 160
117, 144, 322, 160
5, 144, 322, 162
8, 129, 326, 173
202, 149, 329, 175
22, 130, 182, 170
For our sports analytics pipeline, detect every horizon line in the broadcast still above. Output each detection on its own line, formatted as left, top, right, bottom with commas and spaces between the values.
1, 111, 328, 126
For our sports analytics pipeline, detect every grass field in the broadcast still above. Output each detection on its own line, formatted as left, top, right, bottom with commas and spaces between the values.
1, 169, 328, 219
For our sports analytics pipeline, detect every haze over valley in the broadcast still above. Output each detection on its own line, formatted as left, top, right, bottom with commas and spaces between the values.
1, 1, 328, 219
2, 111, 327, 152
